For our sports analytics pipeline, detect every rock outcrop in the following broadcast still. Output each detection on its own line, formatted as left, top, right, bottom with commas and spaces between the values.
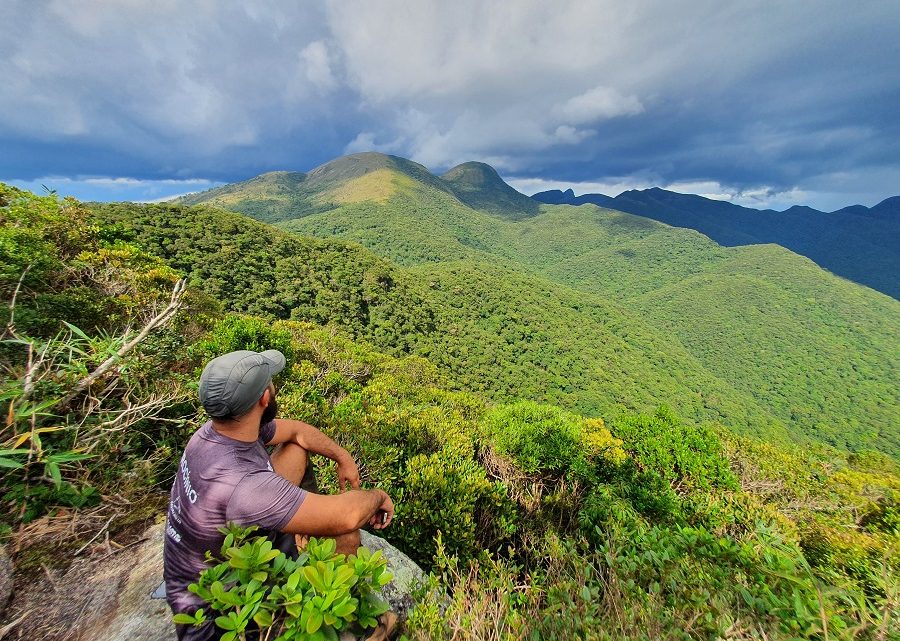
0, 545, 12, 619
359, 530, 425, 621
4, 523, 423, 641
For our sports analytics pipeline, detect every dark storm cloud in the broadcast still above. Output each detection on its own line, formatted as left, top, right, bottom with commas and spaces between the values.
1, 0, 898, 209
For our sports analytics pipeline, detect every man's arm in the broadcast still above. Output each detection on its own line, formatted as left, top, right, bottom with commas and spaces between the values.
281, 489, 394, 536
269, 418, 360, 490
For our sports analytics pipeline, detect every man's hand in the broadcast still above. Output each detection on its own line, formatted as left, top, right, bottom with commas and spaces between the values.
369, 492, 394, 530
337, 455, 361, 492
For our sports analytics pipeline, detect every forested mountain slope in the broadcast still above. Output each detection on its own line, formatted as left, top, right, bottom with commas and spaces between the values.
98, 188, 898, 454
5, 184, 899, 640
179, 154, 900, 459
91, 201, 793, 445
533, 187, 900, 298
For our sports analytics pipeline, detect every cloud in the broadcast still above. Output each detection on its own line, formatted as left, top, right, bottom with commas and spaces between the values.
0, 0, 898, 209
299, 41, 338, 92
555, 86, 644, 124
2, 175, 225, 202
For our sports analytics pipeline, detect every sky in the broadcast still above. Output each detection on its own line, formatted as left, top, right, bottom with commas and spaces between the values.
2, 0, 898, 211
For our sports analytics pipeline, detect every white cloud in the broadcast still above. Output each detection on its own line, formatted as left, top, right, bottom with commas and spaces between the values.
555, 86, 644, 124
299, 41, 337, 92
3, 175, 224, 202
1, 0, 897, 209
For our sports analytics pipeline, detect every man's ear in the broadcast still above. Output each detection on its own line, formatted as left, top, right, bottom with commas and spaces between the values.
260, 388, 271, 407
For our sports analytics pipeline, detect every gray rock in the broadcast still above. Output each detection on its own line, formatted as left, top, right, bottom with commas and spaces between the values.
4, 522, 174, 641
4, 523, 422, 641
359, 530, 425, 621
0, 544, 12, 618
7, 523, 423, 641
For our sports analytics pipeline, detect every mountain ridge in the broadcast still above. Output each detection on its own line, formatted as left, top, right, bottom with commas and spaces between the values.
178, 152, 538, 223
533, 186, 900, 298
160, 154, 899, 458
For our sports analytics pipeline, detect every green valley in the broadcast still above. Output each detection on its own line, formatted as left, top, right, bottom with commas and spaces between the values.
3, 183, 899, 640
178, 153, 900, 459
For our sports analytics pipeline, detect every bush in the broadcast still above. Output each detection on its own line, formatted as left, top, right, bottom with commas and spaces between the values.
193, 315, 296, 366
391, 451, 517, 566
613, 407, 737, 493
481, 401, 585, 474
179, 525, 392, 641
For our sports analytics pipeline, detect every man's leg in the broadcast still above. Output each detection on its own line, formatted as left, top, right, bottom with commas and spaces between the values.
270, 442, 361, 555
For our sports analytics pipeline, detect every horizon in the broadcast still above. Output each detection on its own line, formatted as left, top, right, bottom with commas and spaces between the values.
6, 150, 892, 214
2, 1, 899, 212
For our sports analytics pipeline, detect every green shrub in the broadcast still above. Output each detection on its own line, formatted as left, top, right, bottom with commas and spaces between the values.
481, 401, 584, 474
193, 315, 295, 365
391, 451, 517, 566
613, 407, 737, 493
179, 525, 391, 641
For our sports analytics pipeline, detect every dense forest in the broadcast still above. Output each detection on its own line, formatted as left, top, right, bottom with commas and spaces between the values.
2, 184, 898, 639
533, 187, 900, 299
170, 153, 900, 457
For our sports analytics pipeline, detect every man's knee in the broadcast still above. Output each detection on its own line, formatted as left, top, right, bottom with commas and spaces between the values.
270, 441, 308, 486
335, 530, 361, 556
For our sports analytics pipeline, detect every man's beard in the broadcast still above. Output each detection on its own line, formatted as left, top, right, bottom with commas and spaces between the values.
261, 397, 278, 425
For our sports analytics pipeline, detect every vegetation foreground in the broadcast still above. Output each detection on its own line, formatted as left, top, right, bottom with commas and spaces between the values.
1, 184, 898, 639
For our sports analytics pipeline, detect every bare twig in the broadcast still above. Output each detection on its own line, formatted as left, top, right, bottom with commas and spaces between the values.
60, 278, 186, 406
73, 514, 116, 557
0, 613, 28, 640
96, 535, 149, 562
4, 264, 32, 338
41, 562, 60, 594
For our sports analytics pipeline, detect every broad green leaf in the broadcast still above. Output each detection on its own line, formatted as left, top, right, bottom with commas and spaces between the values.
303, 566, 326, 592
253, 609, 273, 628
172, 613, 197, 625
45, 460, 61, 489
215, 615, 236, 631
306, 610, 323, 634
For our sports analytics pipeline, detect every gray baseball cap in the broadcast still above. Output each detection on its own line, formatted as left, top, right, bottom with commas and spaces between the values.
199, 350, 286, 418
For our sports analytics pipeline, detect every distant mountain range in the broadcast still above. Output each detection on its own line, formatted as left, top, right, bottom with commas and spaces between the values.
175, 152, 900, 458
178, 153, 538, 223
533, 187, 900, 298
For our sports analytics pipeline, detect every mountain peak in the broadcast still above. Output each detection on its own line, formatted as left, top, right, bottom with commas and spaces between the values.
308, 152, 433, 184
441, 161, 539, 219
441, 161, 505, 187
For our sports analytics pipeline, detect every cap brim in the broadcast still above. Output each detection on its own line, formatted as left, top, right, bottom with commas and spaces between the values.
260, 350, 286, 376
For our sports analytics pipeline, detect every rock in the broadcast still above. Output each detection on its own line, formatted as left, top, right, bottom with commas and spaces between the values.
3, 521, 172, 641
5, 523, 423, 641
359, 530, 425, 621
0, 545, 12, 617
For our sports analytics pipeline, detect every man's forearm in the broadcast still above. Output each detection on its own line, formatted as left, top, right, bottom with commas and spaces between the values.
281, 488, 390, 535
277, 418, 352, 463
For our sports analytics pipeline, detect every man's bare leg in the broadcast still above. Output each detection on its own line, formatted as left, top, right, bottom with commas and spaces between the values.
270, 442, 361, 555
271, 441, 308, 485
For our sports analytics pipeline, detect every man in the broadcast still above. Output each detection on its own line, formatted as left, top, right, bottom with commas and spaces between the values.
163, 349, 395, 641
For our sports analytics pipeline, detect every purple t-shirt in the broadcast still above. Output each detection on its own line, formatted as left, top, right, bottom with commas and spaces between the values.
163, 419, 307, 640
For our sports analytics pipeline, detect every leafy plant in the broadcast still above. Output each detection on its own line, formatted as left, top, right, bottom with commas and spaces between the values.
180, 525, 392, 641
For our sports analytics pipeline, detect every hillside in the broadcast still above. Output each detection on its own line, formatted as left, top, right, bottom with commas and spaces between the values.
179, 152, 542, 225
179, 153, 900, 459
90, 201, 795, 445
533, 187, 900, 298
3, 183, 899, 641
441, 161, 540, 219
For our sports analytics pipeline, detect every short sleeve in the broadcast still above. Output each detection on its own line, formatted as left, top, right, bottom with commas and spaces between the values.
259, 419, 277, 444
226, 471, 307, 531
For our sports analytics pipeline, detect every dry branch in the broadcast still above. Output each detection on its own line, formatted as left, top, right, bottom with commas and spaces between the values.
59, 278, 186, 407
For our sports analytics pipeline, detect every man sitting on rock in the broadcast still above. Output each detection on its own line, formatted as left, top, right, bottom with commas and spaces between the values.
163, 349, 395, 641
